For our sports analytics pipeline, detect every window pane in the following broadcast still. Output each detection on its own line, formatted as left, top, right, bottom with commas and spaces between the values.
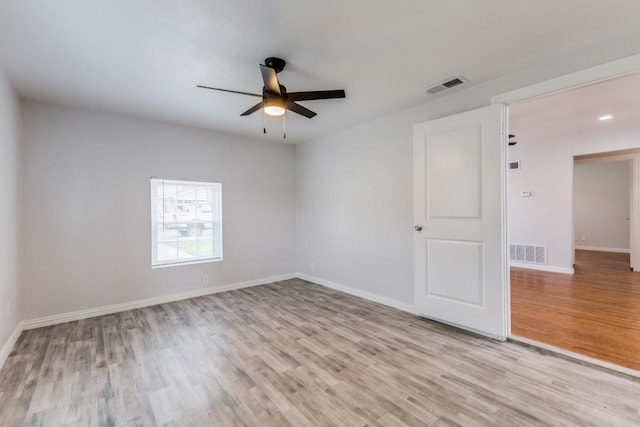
151, 179, 222, 267
197, 235, 214, 258
156, 224, 179, 261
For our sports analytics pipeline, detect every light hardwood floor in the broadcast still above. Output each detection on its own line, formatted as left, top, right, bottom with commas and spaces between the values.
511, 249, 640, 371
2, 279, 640, 426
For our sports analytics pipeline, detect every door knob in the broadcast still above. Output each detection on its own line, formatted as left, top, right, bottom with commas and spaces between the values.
626, 217, 631, 221
414, 225, 423, 231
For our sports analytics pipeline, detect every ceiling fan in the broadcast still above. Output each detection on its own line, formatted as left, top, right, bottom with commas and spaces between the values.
198, 57, 346, 137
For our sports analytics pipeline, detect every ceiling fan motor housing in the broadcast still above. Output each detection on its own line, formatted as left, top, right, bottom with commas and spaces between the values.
264, 85, 287, 98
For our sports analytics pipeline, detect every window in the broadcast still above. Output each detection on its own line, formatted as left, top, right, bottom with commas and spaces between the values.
151, 179, 222, 267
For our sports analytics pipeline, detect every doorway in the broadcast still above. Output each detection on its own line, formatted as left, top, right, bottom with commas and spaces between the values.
504, 71, 640, 372
412, 52, 640, 373
574, 156, 632, 267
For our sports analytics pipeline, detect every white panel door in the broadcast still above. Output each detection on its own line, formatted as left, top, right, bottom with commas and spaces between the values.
413, 104, 507, 339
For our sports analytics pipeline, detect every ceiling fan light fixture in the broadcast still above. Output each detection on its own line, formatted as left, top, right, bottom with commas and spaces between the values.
264, 98, 286, 116
264, 105, 286, 116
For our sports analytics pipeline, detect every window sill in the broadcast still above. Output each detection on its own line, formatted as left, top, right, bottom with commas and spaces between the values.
152, 257, 223, 269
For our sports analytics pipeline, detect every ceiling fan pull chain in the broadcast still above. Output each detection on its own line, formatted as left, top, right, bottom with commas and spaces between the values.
263, 109, 266, 134
283, 113, 286, 139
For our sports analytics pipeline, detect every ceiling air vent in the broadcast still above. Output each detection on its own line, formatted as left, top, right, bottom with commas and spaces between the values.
426, 76, 467, 94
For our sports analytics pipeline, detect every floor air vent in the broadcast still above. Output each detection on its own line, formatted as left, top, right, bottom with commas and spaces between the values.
426, 76, 467, 94
509, 244, 547, 265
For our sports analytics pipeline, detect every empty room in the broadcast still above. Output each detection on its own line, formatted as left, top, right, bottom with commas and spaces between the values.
2, 1, 640, 426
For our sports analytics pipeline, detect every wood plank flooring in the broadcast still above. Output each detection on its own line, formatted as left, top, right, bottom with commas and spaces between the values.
2, 279, 640, 426
511, 250, 640, 371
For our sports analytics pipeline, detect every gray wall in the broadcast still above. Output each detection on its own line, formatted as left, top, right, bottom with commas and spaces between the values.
20, 101, 296, 320
0, 69, 20, 350
508, 128, 640, 271
575, 161, 630, 251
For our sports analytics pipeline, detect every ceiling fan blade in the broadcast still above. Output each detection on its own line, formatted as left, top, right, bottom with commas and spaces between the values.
286, 102, 317, 118
260, 65, 281, 96
287, 90, 346, 102
197, 85, 261, 97
240, 102, 264, 116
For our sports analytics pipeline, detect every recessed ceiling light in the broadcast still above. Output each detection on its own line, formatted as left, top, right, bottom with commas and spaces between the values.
599, 115, 613, 121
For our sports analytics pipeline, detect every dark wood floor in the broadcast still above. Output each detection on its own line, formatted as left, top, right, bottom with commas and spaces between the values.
511, 249, 640, 371
2, 279, 640, 426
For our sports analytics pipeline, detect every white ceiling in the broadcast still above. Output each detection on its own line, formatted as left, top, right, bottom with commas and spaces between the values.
510, 71, 640, 143
2, 1, 640, 143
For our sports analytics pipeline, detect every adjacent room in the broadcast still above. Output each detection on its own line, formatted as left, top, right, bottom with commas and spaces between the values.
508, 72, 640, 371
2, 1, 640, 425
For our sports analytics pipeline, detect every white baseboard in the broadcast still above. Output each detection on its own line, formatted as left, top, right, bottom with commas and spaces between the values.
21, 273, 296, 330
575, 245, 630, 254
295, 273, 509, 340
0, 325, 22, 371
509, 262, 575, 274
295, 273, 416, 314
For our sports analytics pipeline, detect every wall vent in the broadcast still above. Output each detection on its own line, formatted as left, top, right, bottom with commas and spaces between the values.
509, 244, 547, 265
426, 76, 467, 94
509, 161, 520, 170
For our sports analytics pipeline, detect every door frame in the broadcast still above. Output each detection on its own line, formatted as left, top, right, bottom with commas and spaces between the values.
492, 52, 640, 338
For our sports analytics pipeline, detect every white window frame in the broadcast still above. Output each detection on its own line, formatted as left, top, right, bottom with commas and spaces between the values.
150, 178, 223, 268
